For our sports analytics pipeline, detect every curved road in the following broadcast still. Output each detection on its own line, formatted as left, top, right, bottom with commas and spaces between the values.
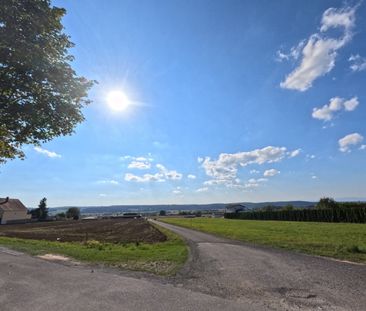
153, 220, 366, 311
0, 221, 365, 311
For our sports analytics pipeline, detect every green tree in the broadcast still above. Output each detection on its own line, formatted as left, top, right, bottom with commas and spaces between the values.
0, 0, 95, 163
316, 197, 338, 210
262, 205, 275, 212
195, 211, 202, 217
56, 212, 66, 218
159, 210, 166, 216
282, 204, 294, 211
37, 197, 48, 220
66, 207, 80, 220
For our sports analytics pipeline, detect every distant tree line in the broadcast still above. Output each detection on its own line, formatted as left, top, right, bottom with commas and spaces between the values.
225, 198, 366, 223
57, 207, 80, 220
30, 198, 80, 221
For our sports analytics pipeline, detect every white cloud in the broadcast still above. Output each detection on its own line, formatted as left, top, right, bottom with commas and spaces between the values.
242, 178, 268, 189
276, 40, 305, 62
250, 169, 260, 174
320, 7, 356, 31
99, 193, 107, 197
120, 155, 132, 160
124, 173, 165, 183
128, 161, 151, 170
280, 5, 357, 91
124, 163, 183, 183
121, 155, 153, 162
197, 157, 204, 163
343, 97, 359, 111
202, 146, 288, 180
34, 147, 61, 158
256, 178, 268, 182
96, 179, 119, 185
288, 149, 301, 158
248, 178, 268, 184
338, 133, 363, 152
312, 97, 359, 121
187, 174, 196, 179
205, 177, 267, 190
359, 145, 366, 150
204, 179, 232, 186
172, 187, 183, 195
156, 164, 183, 180
263, 169, 280, 177
349, 54, 366, 72
196, 187, 208, 192
200, 146, 296, 189
312, 97, 342, 121
312, 175, 318, 179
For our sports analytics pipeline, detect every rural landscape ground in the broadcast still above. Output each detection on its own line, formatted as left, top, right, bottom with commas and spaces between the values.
161, 217, 366, 263
0, 219, 187, 275
0, 218, 365, 310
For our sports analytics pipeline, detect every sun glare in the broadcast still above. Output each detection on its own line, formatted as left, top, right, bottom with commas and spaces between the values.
106, 90, 130, 111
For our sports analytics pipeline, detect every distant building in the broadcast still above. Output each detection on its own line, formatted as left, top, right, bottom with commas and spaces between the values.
0, 197, 31, 224
225, 203, 246, 214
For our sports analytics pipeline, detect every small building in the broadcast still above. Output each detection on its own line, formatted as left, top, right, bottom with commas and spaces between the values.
0, 197, 31, 225
225, 203, 246, 214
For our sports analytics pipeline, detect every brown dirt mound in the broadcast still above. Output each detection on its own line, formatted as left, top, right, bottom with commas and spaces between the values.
0, 219, 167, 243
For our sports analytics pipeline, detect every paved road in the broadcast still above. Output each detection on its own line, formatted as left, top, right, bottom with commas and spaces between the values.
0, 222, 365, 311
0, 248, 258, 311
153, 220, 366, 311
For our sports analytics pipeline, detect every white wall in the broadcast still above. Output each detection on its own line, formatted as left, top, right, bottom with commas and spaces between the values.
0, 211, 31, 224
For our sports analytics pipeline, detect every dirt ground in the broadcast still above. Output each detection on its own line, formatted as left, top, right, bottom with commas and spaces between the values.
0, 219, 167, 243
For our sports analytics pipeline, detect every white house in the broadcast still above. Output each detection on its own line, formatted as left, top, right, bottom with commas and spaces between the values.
0, 197, 31, 224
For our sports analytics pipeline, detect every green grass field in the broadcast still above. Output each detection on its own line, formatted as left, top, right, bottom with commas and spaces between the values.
161, 217, 366, 263
0, 225, 188, 275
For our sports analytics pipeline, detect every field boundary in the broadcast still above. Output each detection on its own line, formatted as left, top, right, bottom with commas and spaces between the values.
160, 217, 366, 264
0, 219, 188, 275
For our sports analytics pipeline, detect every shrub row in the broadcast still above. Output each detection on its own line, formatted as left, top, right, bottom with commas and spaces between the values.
225, 207, 366, 223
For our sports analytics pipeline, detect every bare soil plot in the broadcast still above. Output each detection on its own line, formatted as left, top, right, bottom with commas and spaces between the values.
0, 219, 167, 243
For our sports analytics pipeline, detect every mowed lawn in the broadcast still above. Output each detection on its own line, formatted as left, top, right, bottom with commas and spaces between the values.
0, 223, 188, 275
161, 217, 366, 263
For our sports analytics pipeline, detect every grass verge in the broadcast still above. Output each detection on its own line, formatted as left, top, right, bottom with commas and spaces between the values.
0, 223, 188, 275
161, 217, 366, 263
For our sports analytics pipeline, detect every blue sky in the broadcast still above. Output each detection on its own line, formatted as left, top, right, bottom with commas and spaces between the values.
1, 0, 366, 207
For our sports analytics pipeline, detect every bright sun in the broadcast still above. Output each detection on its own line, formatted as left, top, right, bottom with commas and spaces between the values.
106, 90, 130, 111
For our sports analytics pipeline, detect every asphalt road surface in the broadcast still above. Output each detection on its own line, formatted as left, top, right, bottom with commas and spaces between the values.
0, 221, 365, 311
153, 220, 366, 311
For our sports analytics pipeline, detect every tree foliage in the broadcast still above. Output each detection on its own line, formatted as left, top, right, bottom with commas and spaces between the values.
282, 204, 294, 211
66, 207, 80, 220
0, 0, 95, 163
316, 197, 338, 210
225, 199, 366, 223
31, 197, 48, 220
56, 212, 66, 218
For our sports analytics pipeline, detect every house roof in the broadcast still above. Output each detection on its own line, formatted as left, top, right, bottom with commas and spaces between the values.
0, 198, 27, 212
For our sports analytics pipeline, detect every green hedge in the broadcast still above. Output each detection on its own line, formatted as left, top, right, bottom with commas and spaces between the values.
225, 207, 366, 223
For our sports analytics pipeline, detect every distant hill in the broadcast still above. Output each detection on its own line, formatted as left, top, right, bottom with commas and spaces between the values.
49, 201, 315, 215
